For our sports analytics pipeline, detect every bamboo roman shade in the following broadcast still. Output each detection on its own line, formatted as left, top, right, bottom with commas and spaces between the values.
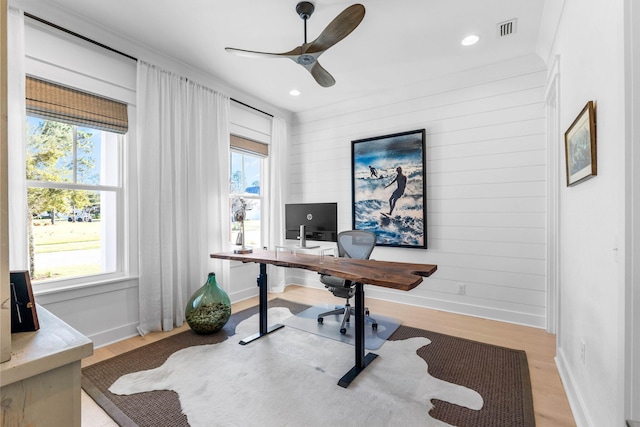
26, 76, 128, 134
230, 134, 268, 157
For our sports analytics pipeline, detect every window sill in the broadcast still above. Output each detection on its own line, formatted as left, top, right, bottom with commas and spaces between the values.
33, 274, 139, 304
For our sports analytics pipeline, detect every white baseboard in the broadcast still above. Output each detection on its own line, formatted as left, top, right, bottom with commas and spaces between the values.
286, 276, 546, 329
366, 286, 546, 329
555, 347, 591, 427
89, 322, 140, 349
228, 287, 260, 303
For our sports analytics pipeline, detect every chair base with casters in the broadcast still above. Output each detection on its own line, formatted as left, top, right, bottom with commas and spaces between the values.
317, 298, 378, 335
318, 254, 378, 335
317, 229, 380, 336
318, 230, 378, 335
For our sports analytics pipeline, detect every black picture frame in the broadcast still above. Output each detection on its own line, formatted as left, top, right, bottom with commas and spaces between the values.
10, 271, 40, 333
351, 129, 427, 248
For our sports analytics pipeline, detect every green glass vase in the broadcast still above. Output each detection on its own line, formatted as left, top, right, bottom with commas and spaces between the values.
185, 272, 231, 334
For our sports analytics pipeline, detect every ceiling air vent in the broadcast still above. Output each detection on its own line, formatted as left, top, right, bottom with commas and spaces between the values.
497, 19, 517, 37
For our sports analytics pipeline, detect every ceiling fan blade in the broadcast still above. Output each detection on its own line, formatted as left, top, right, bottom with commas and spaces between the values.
300, 61, 336, 87
306, 4, 365, 54
225, 47, 299, 60
226, 4, 363, 88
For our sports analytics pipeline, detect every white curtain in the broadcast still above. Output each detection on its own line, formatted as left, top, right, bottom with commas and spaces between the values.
266, 117, 289, 291
8, 7, 29, 270
136, 61, 230, 334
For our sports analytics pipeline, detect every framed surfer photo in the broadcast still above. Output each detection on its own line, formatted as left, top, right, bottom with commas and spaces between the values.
351, 129, 427, 249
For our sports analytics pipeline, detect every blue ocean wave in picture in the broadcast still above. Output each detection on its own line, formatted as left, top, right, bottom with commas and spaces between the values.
353, 171, 424, 247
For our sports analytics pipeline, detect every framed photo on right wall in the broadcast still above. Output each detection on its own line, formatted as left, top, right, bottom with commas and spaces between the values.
565, 100, 597, 186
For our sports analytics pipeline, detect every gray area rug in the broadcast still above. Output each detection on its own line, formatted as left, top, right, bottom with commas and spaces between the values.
281, 303, 400, 349
82, 298, 535, 427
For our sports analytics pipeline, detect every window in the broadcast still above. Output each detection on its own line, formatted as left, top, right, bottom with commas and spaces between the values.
25, 77, 127, 284
27, 117, 123, 282
229, 135, 268, 249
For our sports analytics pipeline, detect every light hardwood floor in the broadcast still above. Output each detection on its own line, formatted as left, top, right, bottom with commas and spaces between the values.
81, 285, 576, 427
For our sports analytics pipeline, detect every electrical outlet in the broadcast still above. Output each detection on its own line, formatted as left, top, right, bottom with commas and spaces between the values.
457, 283, 466, 295
580, 339, 586, 364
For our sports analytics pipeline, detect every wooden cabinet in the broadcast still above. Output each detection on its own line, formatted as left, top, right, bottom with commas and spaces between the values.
1, 305, 93, 426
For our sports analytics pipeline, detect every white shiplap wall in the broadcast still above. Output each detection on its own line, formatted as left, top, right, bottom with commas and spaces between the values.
288, 55, 548, 328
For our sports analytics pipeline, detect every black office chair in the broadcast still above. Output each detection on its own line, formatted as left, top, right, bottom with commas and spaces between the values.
317, 230, 378, 334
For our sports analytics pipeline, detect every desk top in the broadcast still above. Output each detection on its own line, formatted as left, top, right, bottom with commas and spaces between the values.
210, 249, 437, 291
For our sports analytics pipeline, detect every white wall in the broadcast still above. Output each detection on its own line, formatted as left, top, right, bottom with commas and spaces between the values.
288, 54, 548, 328
15, 6, 283, 347
625, 0, 640, 420
1, 0, 11, 364
543, 0, 628, 425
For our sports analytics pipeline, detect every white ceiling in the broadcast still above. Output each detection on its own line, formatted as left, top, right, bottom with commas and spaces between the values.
40, 0, 546, 114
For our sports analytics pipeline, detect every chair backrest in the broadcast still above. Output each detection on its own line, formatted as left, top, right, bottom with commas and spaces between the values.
336, 230, 376, 260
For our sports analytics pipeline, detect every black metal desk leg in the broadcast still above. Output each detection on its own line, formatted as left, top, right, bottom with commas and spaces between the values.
354, 281, 365, 366
259, 262, 267, 334
338, 282, 378, 387
239, 262, 284, 345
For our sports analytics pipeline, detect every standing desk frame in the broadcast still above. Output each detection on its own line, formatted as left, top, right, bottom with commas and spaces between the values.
211, 250, 436, 388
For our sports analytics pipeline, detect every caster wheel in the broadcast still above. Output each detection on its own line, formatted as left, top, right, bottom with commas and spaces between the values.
372, 323, 378, 330
340, 328, 347, 335
317, 318, 324, 324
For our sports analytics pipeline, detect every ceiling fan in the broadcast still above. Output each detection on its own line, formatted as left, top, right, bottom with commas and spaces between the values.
225, 2, 365, 88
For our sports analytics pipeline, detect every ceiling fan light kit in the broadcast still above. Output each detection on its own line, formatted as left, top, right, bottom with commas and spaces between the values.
225, 2, 365, 87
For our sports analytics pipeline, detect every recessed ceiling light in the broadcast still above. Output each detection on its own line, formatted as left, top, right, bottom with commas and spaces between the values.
461, 35, 480, 46
289, 89, 301, 96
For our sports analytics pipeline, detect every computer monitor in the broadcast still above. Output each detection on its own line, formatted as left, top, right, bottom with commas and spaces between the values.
285, 203, 338, 246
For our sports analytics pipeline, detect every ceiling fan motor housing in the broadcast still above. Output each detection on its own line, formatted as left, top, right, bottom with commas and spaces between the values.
296, 1, 315, 20
297, 54, 315, 65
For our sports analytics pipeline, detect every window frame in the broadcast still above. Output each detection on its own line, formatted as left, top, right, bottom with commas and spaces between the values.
25, 118, 126, 290
229, 143, 267, 250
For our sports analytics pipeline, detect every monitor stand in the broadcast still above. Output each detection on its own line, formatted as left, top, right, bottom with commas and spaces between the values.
296, 225, 319, 249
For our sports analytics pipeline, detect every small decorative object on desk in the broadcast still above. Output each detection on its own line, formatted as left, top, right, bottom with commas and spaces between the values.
233, 198, 253, 254
10, 271, 40, 333
185, 273, 231, 334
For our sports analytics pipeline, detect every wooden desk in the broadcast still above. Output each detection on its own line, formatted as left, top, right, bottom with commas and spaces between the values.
211, 249, 437, 387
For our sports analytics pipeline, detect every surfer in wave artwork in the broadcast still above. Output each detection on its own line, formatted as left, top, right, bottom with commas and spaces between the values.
351, 129, 426, 248
384, 166, 407, 215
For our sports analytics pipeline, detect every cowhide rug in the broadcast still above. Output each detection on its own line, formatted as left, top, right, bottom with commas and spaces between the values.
109, 307, 483, 426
